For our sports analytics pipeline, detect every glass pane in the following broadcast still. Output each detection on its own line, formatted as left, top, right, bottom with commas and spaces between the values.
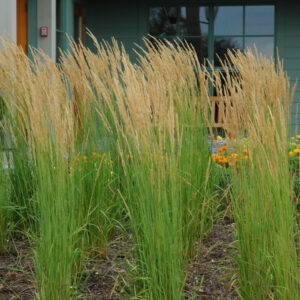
56, 0, 62, 30
214, 37, 243, 66
214, 6, 243, 36
245, 6, 274, 35
149, 7, 184, 37
182, 7, 208, 36
184, 37, 208, 64
245, 37, 274, 58
149, 7, 208, 38
56, 31, 63, 62
74, 16, 79, 42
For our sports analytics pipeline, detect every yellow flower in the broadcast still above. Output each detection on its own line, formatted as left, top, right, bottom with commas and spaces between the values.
92, 151, 97, 157
297, 135, 300, 140
289, 151, 295, 157
294, 148, 300, 154
82, 155, 88, 161
243, 148, 249, 154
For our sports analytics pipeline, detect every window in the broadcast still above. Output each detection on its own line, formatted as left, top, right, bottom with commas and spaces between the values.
56, 0, 63, 62
74, 3, 85, 44
149, 5, 275, 67
149, 6, 209, 64
17, 0, 28, 54
149, 4, 275, 132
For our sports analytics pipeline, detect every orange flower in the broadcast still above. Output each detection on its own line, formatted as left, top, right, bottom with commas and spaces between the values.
212, 154, 218, 162
222, 145, 228, 151
221, 157, 228, 164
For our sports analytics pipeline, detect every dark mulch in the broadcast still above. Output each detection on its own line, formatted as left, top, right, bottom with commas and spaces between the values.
0, 239, 35, 300
184, 217, 238, 299
0, 218, 237, 299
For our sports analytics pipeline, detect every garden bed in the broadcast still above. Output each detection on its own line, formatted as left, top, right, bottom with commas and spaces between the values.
0, 218, 237, 300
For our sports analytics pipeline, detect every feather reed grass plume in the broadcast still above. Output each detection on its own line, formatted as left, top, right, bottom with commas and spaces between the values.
0, 39, 75, 160
60, 34, 210, 152
0, 39, 80, 299
212, 49, 293, 139
212, 49, 299, 299
59, 35, 212, 299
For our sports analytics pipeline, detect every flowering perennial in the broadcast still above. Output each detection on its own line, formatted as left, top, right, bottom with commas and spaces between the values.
211, 136, 249, 168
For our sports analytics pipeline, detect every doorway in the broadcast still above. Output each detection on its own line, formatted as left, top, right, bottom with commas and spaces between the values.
74, 3, 85, 43
17, 0, 28, 53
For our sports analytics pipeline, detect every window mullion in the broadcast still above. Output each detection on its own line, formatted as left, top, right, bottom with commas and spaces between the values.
243, 5, 245, 49
208, 5, 215, 96
208, 5, 215, 67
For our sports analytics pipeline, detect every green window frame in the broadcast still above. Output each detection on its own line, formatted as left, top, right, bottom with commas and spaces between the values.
56, 0, 64, 62
56, 0, 74, 62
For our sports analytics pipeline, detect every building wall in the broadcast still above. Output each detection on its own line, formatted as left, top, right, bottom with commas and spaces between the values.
37, 0, 56, 60
85, 0, 141, 59
27, 0, 38, 57
277, 0, 300, 133
84, 0, 300, 131
0, 0, 17, 42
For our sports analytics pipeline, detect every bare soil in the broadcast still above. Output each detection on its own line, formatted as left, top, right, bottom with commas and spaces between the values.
0, 217, 237, 299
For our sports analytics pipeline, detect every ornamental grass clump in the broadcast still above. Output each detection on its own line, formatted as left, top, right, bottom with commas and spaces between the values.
0, 39, 120, 298
70, 35, 215, 299
116, 39, 212, 299
0, 161, 11, 252
0, 48, 37, 233
60, 40, 124, 253
212, 49, 300, 299
0, 41, 80, 299
70, 151, 121, 253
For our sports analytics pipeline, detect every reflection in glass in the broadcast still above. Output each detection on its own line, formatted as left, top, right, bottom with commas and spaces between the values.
56, 0, 63, 62
214, 6, 243, 36
149, 7, 208, 38
56, 0, 62, 30
148, 5, 275, 66
184, 37, 208, 64
214, 37, 243, 66
245, 37, 274, 58
56, 31, 63, 61
245, 6, 274, 35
